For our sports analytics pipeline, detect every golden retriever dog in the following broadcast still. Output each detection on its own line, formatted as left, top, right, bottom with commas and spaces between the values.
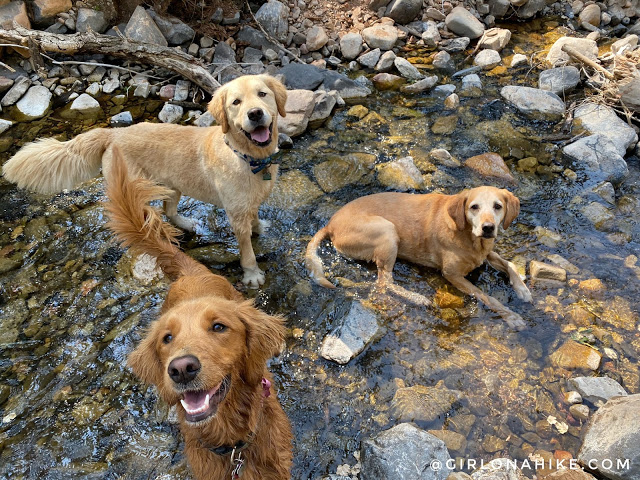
3, 74, 287, 287
306, 186, 533, 329
104, 148, 292, 480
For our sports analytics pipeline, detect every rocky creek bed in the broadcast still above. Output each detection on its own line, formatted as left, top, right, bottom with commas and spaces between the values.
1, 1, 640, 479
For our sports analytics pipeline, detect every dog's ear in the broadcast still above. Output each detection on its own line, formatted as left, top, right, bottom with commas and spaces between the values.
447, 190, 469, 231
262, 75, 288, 118
235, 300, 286, 386
208, 87, 229, 133
128, 322, 164, 388
501, 189, 520, 229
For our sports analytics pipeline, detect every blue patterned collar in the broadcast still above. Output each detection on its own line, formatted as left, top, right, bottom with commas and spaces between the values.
224, 136, 279, 180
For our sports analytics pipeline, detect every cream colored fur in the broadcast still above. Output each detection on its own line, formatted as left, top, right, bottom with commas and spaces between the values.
2, 74, 288, 287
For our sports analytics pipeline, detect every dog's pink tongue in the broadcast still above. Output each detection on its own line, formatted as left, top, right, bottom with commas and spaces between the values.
250, 126, 270, 143
183, 391, 209, 410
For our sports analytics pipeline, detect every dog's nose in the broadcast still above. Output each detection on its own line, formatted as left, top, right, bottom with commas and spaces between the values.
247, 108, 263, 122
482, 224, 495, 236
168, 355, 201, 384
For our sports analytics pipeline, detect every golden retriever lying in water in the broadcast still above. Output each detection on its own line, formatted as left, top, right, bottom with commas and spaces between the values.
306, 186, 532, 329
104, 148, 292, 480
3, 74, 287, 287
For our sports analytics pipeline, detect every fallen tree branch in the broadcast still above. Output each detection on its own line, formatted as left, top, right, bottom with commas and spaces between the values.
0, 25, 221, 94
561, 44, 614, 80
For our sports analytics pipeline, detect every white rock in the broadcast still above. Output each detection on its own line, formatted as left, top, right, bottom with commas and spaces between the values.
158, 103, 184, 123
340, 32, 363, 60
474, 49, 501, 68
362, 24, 399, 50
394, 57, 423, 80
0, 118, 13, 134
574, 103, 638, 155
546, 37, 598, 66
70, 93, 102, 115
500, 85, 565, 120
445, 6, 485, 39
15, 85, 52, 120
511, 53, 528, 67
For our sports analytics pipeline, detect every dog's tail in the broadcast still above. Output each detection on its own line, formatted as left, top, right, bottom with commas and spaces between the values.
305, 226, 336, 289
2, 128, 111, 194
104, 146, 210, 279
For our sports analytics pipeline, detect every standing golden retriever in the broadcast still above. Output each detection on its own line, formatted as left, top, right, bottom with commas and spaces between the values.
306, 187, 533, 328
104, 148, 292, 480
2, 74, 287, 287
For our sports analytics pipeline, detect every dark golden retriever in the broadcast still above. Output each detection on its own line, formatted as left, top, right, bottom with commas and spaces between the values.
104, 147, 292, 480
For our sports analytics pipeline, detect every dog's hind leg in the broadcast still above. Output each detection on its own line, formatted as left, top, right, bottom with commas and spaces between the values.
164, 189, 199, 232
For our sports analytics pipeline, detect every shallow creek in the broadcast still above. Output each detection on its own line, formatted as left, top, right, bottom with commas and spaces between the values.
1, 19, 639, 480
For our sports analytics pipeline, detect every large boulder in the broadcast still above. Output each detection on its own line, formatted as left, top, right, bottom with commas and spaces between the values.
573, 103, 638, 156
148, 11, 195, 45
279, 63, 325, 90
124, 6, 167, 46
562, 135, 629, 186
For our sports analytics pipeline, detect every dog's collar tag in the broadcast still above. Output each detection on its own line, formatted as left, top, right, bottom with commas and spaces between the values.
231, 449, 245, 479
224, 136, 279, 180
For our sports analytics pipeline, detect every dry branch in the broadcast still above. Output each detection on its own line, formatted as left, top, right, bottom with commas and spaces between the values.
561, 44, 614, 79
0, 25, 221, 94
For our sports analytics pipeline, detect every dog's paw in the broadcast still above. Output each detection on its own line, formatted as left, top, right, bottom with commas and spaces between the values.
503, 312, 527, 330
254, 219, 271, 235
170, 215, 200, 233
515, 285, 533, 303
242, 267, 265, 288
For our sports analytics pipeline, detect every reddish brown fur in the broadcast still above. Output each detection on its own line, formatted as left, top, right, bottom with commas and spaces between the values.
105, 148, 292, 480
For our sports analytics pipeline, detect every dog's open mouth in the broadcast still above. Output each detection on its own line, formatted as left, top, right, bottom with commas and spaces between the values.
179, 375, 231, 424
244, 124, 272, 147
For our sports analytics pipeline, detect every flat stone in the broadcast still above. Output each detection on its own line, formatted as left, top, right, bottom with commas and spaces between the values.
110, 111, 133, 127
474, 49, 501, 68
372, 73, 405, 90
70, 93, 102, 115
394, 57, 424, 80
539, 66, 581, 95
1, 76, 31, 107
279, 63, 325, 90
547, 37, 598, 67
500, 85, 565, 120
478, 27, 511, 50
358, 48, 382, 69
362, 24, 399, 50
148, 10, 195, 45
569, 376, 628, 404
573, 103, 638, 156
562, 134, 629, 185
400, 75, 438, 93
14, 85, 52, 120
391, 383, 465, 423
376, 156, 424, 190
530, 260, 567, 282
265, 170, 323, 209
550, 341, 602, 371
464, 152, 514, 182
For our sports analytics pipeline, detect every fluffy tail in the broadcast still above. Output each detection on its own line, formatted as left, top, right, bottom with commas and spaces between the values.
305, 226, 336, 289
2, 128, 111, 194
104, 146, 210, 279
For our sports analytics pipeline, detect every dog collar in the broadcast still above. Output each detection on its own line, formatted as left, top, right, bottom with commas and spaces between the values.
223, 136, 280, 180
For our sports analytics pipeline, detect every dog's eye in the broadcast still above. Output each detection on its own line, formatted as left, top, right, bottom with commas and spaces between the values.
258, 91, 267, 97
212, 323, 227, 333
232, 99, 241, 105
494, 203, 503, 210
470, 204, 479, 211
163, 333, 173, 344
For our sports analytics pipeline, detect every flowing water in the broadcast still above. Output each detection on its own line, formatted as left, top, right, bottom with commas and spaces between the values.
1, 20, 639, 480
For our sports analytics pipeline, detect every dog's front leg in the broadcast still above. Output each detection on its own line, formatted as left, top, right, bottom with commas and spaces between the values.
443, 272, 527, 329
164, 189, 199, 232
229, 213, 265, 287
486, 251, 533, 302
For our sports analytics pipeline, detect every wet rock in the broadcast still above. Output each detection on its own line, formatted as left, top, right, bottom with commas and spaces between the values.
372, 73, 406, 90
563, 135, 629, 185
131, 253, 163, 284
321, 71, 371, 100
428, 429, 467, 454
569, 403, 590, 421
470, 458, 528, 479
511, 54, 528, 67
148, 10, 195, 45
439, 37, 471, 53
578, 394, 640, 479
85, 82, 101, 96
482, 434, 507, 453
0, 118, 13, 134
444, 93, 459, 109
431, 114, 458, 134
569, 376, 628, 404
400, 75, 438, 93
500, 86, 565, 120
429, 148, 460, 167
279, 89, 316, 137
347, 104, 369, 118
313, 153, 373, 192
306, 26, 329, 52
376, 156, 424, 190
478, 27, 511, 51
394, 57, 423, 80
362, 24, 399, 50
432, 51, 455, 72
600, 297, 637, 331
579, 4, 601, 26
361, 423, 453, 480
110, 111, 133, 127
14, 85, 52, 120
1, 76, 31, 107
358, 48, 383, 69
538, 66, 581, 95
70, 93, 102, 117
309, 91, 337, 127
544, 470, 597, 480
550, 341, 602, 371
547, 37, 598, 66
445, 6, 485, 39
530, 260, 566, 282
76, 7, 109, 33
573, 103, 638, 156
173, 80, 190, 102
581, 202, 614, 230
0, 1, 31, 28
124, 6, 168, 47
266, 170, 323, 209
158, 103, 183, 124
340, 32, 363, 60
385, 0, 422, 24
565, 391, 583, 404
461, 73, 483, 91
375, 50, 397, 72
434, 289, 464, 308
320, 300, 380, 364
421, 21, 441, 47
255, 0, 289, 42
474, 49, 501, 68
391, 382, 465, 423
464, 152, 514, 182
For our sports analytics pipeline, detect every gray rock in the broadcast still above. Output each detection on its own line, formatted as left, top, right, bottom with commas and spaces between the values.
517, 0, 546, 19
562, 134, 629, 185
474, 49, 501, 68
242, 47, 263, 64
306, 26, 329, 51
574, 103, 638, 156
529, 260, 566, 282
569, 376, 628, 404
400, 75, 438, 93
321, 71, 372, 99
70, 93, 101, 115
421, 21, 441, 47
375, 50, 397, 72
213, 41, 237, 68
0, 1, 31, 28
433, 84, 457, 96
194, 111, 215, 127
361, 423, 452, 480
309, 91, 337, 127
103, 78, 120, 94
391, 383, 464, 423
539, 66, 581, 95
581, 202, 615, 230
278, 89, 316, 137
15, 85, 52, 120
124, 6, 167, 46
236, 26, 278, 51
432, 51, 455, 73
173, 80, 190, 102
30, 0, 72, 27
148, 10, 195, 45
340, 32, 363, 60
445, 6, 485, 39
511, 53, 529, 67
320, 300, 380, 364
85, 82, 101, 97
110, 111, 133, 127
362, 25, 399, 50
578, 394, 640, 480
488, 0, 510, 17
461, 73, 483, 90
76, 7, 108, 33
370, 0, 392, 9
439, 37, 471, 53
394, 57, 423, 80
255, 0, 289, 42
385, 0, 423, 24
500, 85, 565, 120
222, 11, 240, 26
0, 118, 13, 134
1, 76, 31, 107
158, 103, 183, 123
279, 63, 325, 90
358, 48, 382, 69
